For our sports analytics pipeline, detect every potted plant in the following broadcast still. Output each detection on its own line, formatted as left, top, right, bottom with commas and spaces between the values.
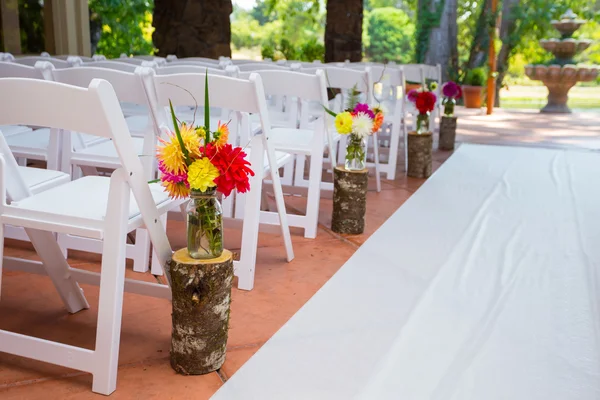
462, 67, 486, 109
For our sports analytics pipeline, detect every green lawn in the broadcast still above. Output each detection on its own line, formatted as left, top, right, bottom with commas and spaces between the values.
500, 85, 600, 111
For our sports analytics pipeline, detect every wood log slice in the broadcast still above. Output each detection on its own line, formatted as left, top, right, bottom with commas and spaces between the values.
168, 248, 234, 375
439, 116, 457, 150
407, 131, 433, 179
332, 166, 368, 234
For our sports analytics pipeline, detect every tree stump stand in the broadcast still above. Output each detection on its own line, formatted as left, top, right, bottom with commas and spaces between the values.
439, 116, 457, 150
407, 131, 433, 179
167, 248, 234, 375
332, 166, 368, 234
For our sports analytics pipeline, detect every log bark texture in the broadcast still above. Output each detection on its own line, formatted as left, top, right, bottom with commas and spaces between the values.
153, 0, 232, 58
168, 248, 233, 375
325, 0, 364, 62
407, 131, 433, 178
439, 116, 457, 150
332, 166, 368, 234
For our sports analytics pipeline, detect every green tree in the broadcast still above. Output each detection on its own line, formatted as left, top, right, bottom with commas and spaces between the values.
89, 0, 154, 58
366, 7, 415, 63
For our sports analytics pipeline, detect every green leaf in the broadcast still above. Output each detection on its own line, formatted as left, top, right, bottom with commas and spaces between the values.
169, 100, 190, 164
204, 70, 211, 144
322, 105, 338, 118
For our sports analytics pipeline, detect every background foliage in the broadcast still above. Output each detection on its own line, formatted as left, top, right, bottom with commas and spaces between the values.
89, 0, 154, 57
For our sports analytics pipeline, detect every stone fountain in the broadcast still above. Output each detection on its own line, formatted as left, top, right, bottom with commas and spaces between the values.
525, 9, 598, 113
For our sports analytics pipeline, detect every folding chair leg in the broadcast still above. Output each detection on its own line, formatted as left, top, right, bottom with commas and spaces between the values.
26, 228, 89, 313
387, 121, 401, 180
372, 133, 382, 193
264, 136, 294, 262
91, 169, 130, 395
150, 214, 168, 276
304, 150, 323, 239
132, 228, 150, 273
236, 137, 264, 290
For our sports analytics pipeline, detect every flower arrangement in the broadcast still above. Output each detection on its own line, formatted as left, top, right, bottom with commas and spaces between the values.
441, 81, 462, 117
407, 84, 438, 134
156, 73, 254, 259
327, 102, 384, 171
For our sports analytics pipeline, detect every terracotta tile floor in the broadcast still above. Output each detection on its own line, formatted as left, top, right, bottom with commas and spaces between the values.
2, 108, 597, 398
0, 148, 446, 398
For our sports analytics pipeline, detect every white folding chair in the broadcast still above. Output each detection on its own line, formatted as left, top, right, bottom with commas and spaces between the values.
14, 56, 80, 68
422, 64, 443, 132
0, 62, 63, 169
141, 69, 295, 290
239, 63, 290, 72
301, 66, 382, 192
239, 69, 331, 238
166, 55, 220, 64
0, 77, 181, 395
42, 63, 159, 273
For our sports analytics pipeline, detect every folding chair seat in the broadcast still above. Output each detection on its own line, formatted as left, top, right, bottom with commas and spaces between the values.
39, 63, 161, 273
0, 125, 31, 137
17, 166, 70, 194
142, 68, 295, 290
0, 77, 182, 395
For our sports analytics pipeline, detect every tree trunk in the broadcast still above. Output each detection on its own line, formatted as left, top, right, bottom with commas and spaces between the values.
423, 0, 459, 82
325, 0, 364, 62
466, 0, 492, 70
153, 0, 232, 59
495, 0, 520, 106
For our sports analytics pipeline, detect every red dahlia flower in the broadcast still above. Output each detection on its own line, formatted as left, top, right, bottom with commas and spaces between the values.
203, 143, 255, 197
415, 91, 437, 114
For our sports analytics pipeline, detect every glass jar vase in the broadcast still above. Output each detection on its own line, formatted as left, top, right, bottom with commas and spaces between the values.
416, 112, 431, 134
186, 188, 223, 259
442, 97, 456, 116
345, 133, 367, 171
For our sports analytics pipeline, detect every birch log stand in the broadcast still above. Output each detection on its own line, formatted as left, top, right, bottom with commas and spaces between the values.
439, 116, 457, 150
331, 166, 368, 234
168, 248, 234, 375
407, 131, 433, 178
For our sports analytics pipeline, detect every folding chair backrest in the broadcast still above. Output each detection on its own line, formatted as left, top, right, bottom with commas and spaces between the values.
82, 60, 140, 73
43, 63, 149, 106
170, 57, 220, 64
301, 66, 374, 111
238, 63, 289, 72
166, 60, 223, 69
55, 55, 94, 62
0, 61, 43, 79
238, 69, 327, 102
231, 59, 266, 65
402, 64, 424, 84
142, 69, 270, 148
15, 56, 73, 68
158, 65, 226, 76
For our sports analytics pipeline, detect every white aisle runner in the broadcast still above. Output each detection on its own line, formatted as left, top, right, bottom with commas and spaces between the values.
212, 144, 600, 400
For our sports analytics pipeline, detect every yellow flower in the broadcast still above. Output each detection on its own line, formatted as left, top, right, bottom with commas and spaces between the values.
156, 124, 201, 174
162, 180, 190, 199
187, 157, 219, 192
215, 121, 230, 147
180, 124, 202, 159
196, 126, 206, 140
335, 112, 353, 134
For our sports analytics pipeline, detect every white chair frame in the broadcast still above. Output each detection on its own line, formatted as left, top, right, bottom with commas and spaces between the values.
0, 77, 181, 395
141, 69, 295, 290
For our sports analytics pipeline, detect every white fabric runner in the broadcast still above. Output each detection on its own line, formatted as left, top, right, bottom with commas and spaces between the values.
212, 144, 600, 400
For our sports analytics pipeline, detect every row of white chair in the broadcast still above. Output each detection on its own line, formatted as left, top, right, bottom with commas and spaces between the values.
0, 67, 309, 394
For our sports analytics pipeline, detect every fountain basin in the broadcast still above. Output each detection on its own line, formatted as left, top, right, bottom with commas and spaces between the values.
540, 39, 592, 60
551, 19, 586, 37
525, 64, 598, 113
